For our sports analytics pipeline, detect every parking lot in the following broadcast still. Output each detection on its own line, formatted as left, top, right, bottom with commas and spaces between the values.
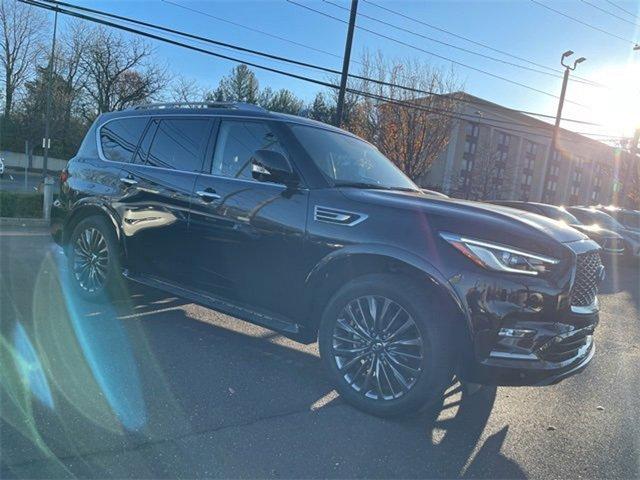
0, 171, 59, 193
1, 226, 639, 479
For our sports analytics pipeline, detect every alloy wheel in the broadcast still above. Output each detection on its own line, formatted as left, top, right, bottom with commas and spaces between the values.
72, 227, 109, 293
332, 295, 424, 401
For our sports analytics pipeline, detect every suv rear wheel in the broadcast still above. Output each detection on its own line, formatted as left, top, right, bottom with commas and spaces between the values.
67, 215, 121, 302
319, 273, 454, 416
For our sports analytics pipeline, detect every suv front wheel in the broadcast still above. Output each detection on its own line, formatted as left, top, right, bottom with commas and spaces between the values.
67, 215, 121, 302
319, 273, 454, 417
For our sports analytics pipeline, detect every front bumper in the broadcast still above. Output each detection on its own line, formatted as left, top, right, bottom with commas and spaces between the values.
462, 307, 598, 386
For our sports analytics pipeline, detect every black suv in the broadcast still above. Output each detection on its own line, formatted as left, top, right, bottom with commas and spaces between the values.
52, 102, 603, 416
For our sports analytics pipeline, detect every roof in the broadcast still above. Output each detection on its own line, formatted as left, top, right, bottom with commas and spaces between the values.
97, 102, 350, 135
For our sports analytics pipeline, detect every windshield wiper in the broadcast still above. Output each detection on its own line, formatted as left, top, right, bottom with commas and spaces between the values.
334, 181, 417, 192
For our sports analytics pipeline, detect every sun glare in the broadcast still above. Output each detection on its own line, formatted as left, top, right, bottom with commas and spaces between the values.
572, 63, 640, 138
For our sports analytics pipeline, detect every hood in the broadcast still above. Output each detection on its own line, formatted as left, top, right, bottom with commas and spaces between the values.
339, 188, 589, 256
570, 223, 623, 240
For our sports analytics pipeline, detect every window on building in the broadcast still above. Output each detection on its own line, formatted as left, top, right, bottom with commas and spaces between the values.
497, 131, 510, 147
465, 122, 479, 138
464, 139, 477, 155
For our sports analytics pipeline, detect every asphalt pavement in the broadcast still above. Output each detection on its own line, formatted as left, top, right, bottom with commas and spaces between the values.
0, 171, 58, 192
0, 227, 638, 479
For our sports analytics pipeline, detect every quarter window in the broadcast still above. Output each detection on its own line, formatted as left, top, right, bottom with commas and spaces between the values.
212, 120, 288, 180
100, 117, 148, 163
146, 118, 211, 171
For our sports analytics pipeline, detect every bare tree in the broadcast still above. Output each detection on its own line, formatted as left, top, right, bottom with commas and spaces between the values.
340, 51, 462, 181
457, 136, 515, 201
57, 21, 91, 151
0, 0, 47, 117
169, 75, 204, 103
79, 27, 168, 116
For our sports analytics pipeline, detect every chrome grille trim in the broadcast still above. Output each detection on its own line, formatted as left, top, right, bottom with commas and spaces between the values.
314, 206, 368, 226
570, 251, 602, 308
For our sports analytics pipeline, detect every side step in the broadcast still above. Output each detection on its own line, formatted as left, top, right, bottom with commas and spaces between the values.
123, 271, 301, 335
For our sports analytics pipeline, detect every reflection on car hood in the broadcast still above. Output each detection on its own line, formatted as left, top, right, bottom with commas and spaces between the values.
339, 188, 589, 257
570, 223, 623, 239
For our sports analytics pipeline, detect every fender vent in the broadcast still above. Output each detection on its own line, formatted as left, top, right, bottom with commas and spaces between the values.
314, 206, 367, 226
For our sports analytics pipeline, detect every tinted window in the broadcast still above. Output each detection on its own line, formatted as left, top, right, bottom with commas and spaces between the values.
146, 118, 210, 171
622, 212, 640, 229
99, 117, 148, 163
212, 120, 288, 180
290, 124, 417, 191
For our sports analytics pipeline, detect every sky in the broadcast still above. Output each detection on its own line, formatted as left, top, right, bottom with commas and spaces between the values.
66, 0, 640, 139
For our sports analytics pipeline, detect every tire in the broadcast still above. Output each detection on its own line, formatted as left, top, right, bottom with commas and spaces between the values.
318, 273, 455, 417
67, 215, 122, 302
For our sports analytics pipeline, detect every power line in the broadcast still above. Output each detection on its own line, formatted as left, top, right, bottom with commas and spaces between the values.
40, 0, 601, 127
363, 0, 606, 88
23, 0, 613, 137
604, 0, 640, 19
530, 0, 639, 46
324, 0, 601, 88
160, 0, 346, 63
160, 0, 602, 123
580, 0, 640, 28
287, 0, 588, 107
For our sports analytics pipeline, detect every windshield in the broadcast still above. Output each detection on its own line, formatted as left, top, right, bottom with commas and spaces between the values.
573, 208, 625, 230
549, 207, 580, 225
290, 124, 418, 191
622, 211, 640, 230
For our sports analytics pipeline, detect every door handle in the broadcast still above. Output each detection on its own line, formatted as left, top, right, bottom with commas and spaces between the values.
120, 177, 138, 186
196, 190, 221, 202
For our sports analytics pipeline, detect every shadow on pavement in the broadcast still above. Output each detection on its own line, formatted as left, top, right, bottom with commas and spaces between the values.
0, 247, 523, 479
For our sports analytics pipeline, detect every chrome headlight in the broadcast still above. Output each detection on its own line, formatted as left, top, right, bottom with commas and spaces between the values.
440, 232, 559, 276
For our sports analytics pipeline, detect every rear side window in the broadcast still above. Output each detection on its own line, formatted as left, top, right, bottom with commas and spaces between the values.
212, 120, 288, 180
99, 117, 148, 163
146, 118, 211, 172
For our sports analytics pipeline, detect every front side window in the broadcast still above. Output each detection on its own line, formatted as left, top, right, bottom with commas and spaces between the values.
290, 124, 417, 191
622, 212, 640, 229
99, 117, 148, 163
212, 120, 289, 180
146, 118, 211, 171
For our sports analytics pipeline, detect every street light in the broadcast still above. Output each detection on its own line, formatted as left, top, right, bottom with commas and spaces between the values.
538, 50, 586, 203
561, 50, 587, 71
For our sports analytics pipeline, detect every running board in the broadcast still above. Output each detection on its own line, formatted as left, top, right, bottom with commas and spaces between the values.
123, 271, 301, 335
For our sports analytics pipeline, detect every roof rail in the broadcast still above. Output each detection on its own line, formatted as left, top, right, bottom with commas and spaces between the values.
130, 101, 266, 112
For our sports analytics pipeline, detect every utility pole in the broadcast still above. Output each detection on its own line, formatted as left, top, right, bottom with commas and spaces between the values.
335, 0, 358, 127
42, 5, 59, 181
538, 50, 586, 203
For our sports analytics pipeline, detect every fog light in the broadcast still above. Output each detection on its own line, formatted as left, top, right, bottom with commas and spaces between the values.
498, 328, 536, 338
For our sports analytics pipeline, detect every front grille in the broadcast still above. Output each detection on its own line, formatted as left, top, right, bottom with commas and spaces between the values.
602, 237, 624, 252
539, 328, 592, 363
570, 251, 602, 307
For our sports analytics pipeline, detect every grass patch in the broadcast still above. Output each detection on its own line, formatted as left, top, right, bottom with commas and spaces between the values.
0, 192, 44, 218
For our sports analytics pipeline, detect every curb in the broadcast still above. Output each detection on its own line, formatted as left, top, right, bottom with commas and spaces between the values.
0, 217, 50, 227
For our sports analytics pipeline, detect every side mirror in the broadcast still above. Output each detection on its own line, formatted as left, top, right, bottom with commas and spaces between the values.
251, 149, 296, 186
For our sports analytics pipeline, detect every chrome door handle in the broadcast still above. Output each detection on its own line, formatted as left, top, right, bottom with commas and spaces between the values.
120, 177, 138, 186
196, 190, 221, 201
